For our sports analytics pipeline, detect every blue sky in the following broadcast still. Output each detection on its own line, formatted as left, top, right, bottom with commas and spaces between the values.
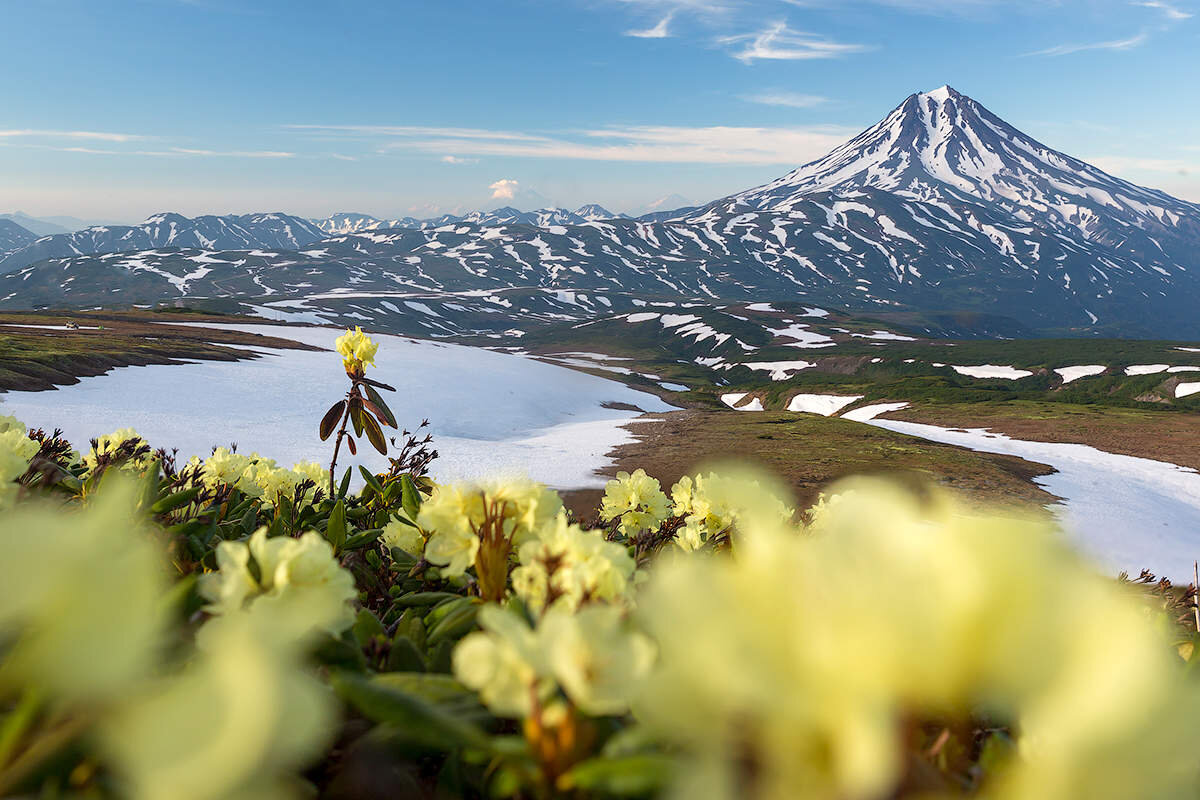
1, 0, 1197, 222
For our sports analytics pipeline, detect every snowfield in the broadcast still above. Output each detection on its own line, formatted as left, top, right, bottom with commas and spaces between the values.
786, 394, 864, 416
952, 364, 1034, 380
1054, 365, 1106, 383
0, 324, 672, 489
860, 416, 1200, 580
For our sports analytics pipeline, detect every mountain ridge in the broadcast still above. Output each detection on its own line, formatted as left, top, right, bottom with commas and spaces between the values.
2, 87, 1199, 339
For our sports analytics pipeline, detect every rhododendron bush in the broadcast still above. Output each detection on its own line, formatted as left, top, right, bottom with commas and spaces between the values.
1, 329, 1199, 800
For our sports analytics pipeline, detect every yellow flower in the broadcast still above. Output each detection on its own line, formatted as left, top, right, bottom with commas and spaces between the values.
511, 513, 635, 615
0, 479, 166, 702
637, 478, 1200, 800
382, 517, 425, 557
453, 604, 551, 718
101, 609, 336, 800
199, 528, 357, 637
334, 326, 379, 373
541, 604, 654, 717
83, 427, 155, 473
453, 603, 652, 719
669, 470, 794, 550
0, 426, 39, 510
198, 446, 253, 491
418, 478, 563, 580
600, 469, 671, 536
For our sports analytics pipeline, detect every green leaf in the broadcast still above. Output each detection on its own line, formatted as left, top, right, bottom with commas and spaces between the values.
365, 384, 398, 427
338, 466, 353, 499
386, 637, 426, 673
393, 591, 460, 609
343, 527, 383, 550
350, 401, 365, 438
327, 500, 348, 553
557, 755, 675, 796
358, 466, 385, 496
362, 412, 388, 456
150, 485, 202, 515
319, 399, 346, 441
400, 474, 421, 520
351, 608, 387, 647
427, 601, 480, 646
331, 672, 492, 751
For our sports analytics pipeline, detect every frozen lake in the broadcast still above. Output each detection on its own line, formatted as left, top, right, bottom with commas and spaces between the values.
0, 324, 672, 489
863, 415, 1200, 581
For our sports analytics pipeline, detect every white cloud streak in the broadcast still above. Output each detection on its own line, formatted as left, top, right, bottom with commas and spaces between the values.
718, 22, 870, 62
441, 155, 479, 164
1024, 31, 1149, 56
743, 91, 828, 108
294, 122, 858, 165
1133, 0, 1193, 20
0, 129, 145, 142
625, 11, 675, 37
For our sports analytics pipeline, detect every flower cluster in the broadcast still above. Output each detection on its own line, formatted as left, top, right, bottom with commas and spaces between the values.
82, 426, 155, 473
192, 446, 326, 508
334, 325, 379, 375
454, 603, 653, 719
0, 479, 335, 800
511, 513, 637, 615
0, 414, 39, 510
418, 477, 562, 600
636, 478, 1200, 800
671, 469, 795, 550
599, 468, 671, 536
199, 527, 358, 637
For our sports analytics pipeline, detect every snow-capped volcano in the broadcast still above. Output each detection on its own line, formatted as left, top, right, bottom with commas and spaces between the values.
722, 85, 1199, 246
5, 87, 1200, 338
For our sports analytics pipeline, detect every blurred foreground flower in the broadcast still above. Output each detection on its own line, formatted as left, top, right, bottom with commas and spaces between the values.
637, 478, 1200, 800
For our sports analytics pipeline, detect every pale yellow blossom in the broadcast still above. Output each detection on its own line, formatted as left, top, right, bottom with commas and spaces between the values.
600, 469, 671, 536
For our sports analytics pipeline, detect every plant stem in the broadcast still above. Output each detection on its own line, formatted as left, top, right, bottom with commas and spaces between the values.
328, 389, 355, 498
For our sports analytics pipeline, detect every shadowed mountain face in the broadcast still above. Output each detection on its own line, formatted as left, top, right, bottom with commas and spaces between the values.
0, 219, 37, 257
2, 87, 1199, 339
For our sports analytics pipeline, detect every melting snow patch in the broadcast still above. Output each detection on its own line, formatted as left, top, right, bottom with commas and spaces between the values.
741, 360, 816, 381
841, 402, 909, 422
659, 382, 690, 392
1125, 364, 1168, 376
852, 330, 918, 342
626, 312, 660, 323
745, 302, 778, 313
721, 393, 763, 411
1177, 383, 1200, 399
786, 394, 863, 416
1055, 365, 1105, 384
952, 365, 1034, 380
772, 324, 836, 348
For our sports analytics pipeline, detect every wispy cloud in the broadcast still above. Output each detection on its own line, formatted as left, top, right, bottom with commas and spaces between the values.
0, 129, 145, 143
718, 22, 870, 62
743, 91, 827, 108
1024, 31, 1148, 57
2, 142, 296, 158
293, 122, 858, 165
625, 10, 675, 37
441, 155, 479, 164
1133, 0, 1193, 20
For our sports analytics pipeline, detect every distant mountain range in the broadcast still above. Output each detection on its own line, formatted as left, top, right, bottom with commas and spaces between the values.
3, 86, 1199, 339
310, 205, 628, 235
0, 213, 325, 274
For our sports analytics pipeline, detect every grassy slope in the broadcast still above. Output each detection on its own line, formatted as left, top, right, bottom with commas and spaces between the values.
0, 310, 319, 393
561, 410, 1057, 519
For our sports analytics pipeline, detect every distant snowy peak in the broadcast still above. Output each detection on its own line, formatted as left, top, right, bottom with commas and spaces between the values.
315, 212, 420, 234
721, 85, 1200, 242
574, 204, 623, 221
